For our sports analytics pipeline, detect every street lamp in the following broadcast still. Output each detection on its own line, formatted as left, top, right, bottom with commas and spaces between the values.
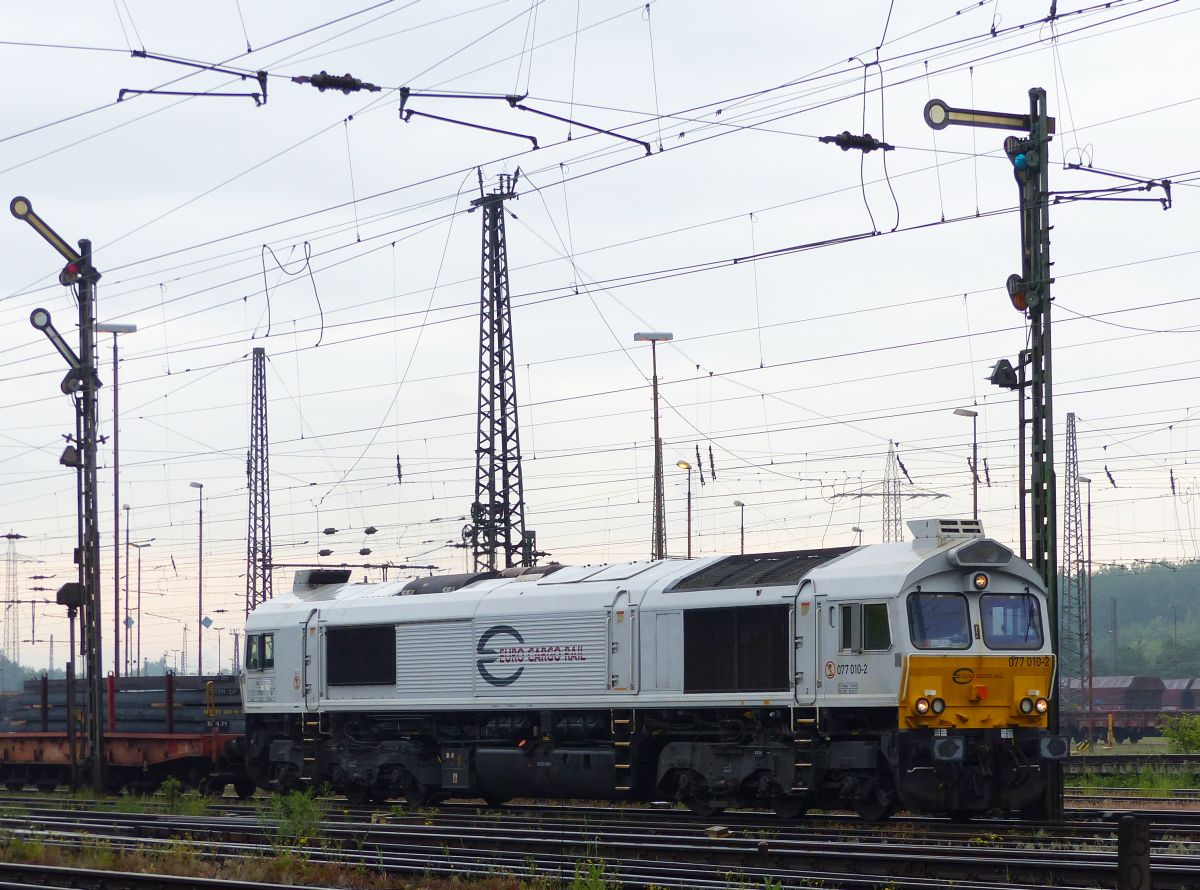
189, 481, 203, 676
98, 321, 136, 678
953, 408, 979, 520
634, 331, 673, 560
130, 540, 153, 676
676, 460, 693, 559
733, 500, 746, 555
851, 526, 863, 545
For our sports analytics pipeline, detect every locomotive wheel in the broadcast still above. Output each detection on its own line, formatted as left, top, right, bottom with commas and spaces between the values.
771, 795, 807, 820
234, 778, 258, 800
482, 793, 510, 808
343, 784, 371, 806
684, 791, 725, 819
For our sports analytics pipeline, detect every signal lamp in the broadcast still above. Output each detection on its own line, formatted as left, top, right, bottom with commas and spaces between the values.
1019, 697, 1035, 715
972, 572, 989, 591
1034, 697, 1049, 715
1006, 273, 1029, 312
914, 697, 931, 715
930, 697, 946, 715
59, 261, 82, 286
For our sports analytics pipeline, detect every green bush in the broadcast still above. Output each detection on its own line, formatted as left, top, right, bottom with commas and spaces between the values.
1160, 714, 1200, 753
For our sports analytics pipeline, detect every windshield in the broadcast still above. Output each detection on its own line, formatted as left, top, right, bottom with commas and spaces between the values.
907, 592, 971, 650
980, 592, 1043, 650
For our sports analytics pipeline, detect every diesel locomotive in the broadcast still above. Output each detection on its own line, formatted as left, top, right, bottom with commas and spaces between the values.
242, 518, 1067, 819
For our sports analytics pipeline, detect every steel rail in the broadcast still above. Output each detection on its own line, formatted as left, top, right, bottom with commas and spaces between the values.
6, 805, 1200, 890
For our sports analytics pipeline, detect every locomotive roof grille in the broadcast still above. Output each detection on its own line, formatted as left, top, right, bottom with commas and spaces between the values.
399, 571, 499, 595
669, 547, 853, 592
292, 568, 353, 591
949, 539, 1013, 568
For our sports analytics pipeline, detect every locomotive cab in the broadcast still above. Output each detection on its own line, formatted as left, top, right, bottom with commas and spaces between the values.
887, 522, 1065, 816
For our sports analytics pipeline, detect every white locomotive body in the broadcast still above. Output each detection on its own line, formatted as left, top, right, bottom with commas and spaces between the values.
243, 519, 1066, 818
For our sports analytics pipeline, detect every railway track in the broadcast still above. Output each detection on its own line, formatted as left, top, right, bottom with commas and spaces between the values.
0, 795, 1199, 889
1065, 753, 1200, 774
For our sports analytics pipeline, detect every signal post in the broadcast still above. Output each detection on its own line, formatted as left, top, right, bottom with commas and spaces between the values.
924, 89, 1061, 819
11, 197, 107, 793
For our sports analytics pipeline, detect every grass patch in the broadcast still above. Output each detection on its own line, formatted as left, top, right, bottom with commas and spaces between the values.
1067, 766, 1200, 793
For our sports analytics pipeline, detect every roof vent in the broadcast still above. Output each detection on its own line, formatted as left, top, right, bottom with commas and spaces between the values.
292, 569, 352, 592
398, 571, 499, 596
906, 518, 984, 544
949, 538, 1013, 568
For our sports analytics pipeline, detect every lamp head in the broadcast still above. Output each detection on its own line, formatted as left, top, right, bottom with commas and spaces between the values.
676, 460, 691, 471
58, 445, 82, 468
1078, 475, 1091, 484
953, 408, 978, 418
633, 331, 673, 343
96, 322, 137, 334
988, 359, 1020, 390
733, 499, 744, 507
189, 481, 203, 490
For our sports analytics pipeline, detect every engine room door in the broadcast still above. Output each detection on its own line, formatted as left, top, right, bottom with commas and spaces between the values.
794, 580, 818, 705
608, 590, 637, 693
302, 608, 320, 711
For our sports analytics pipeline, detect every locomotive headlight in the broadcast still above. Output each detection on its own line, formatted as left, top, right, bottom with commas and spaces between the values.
1019, 697, 1035, 715
930, 697, 946, 715
1034, 697, 1049, 714
972, 572, 989, 591
915, 697, 931, 715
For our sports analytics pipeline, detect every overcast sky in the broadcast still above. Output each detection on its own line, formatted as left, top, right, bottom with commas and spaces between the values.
2, 0, 1198, 675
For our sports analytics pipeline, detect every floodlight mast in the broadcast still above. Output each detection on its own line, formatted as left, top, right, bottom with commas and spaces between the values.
97, 321, 137, 678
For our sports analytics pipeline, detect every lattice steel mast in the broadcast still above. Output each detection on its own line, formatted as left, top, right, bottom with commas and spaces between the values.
466, 171, 529, 571
1060, 413, 1088, 712
833, 444, 946, 542
883, 442, 903, 543
245, 347, 273, 617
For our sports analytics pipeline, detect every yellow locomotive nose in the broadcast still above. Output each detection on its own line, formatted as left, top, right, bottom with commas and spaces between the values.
900, 655, 1055, 729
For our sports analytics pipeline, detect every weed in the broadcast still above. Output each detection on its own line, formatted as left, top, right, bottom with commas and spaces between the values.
262, 789, 329, 851
569, 858, 618, 890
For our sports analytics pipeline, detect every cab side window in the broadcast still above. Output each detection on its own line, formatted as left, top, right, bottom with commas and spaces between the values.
863, 603, 891, 650
245, 632, 274, 671
839, 603, 892, 653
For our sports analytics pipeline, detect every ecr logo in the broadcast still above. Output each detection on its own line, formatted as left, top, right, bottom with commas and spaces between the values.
477, 625, 525, 687
952, 667, 976, 685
